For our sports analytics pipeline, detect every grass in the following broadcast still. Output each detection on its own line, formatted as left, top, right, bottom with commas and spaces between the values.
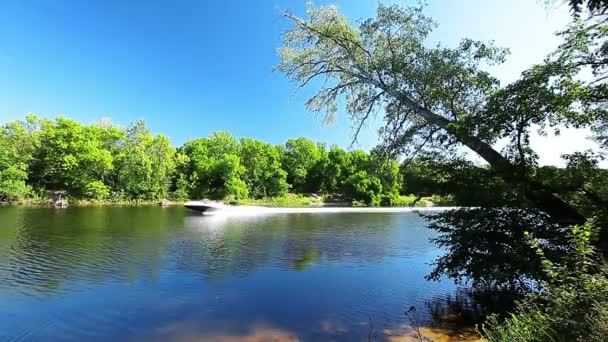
394, 194, 455, 207
232, 193, 324, 207
0, 197, 184, 207
232, 194, 454, 208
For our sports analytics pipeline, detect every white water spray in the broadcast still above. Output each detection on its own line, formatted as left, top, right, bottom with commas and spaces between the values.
200, 205, 460, 217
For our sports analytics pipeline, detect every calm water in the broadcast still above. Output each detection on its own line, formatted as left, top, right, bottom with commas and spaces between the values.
0, 206, 465, 341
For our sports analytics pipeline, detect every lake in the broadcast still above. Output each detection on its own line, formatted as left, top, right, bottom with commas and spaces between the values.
0, 206, 474, 341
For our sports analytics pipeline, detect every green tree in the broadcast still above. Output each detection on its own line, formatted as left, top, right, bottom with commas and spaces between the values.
0, 117, 37, 201
239, 138, 288, 198
304, 142, 330, 193
114, 121, 176, 200
89, 120, 127, 194
276, 3, 583, 225
368, 148, 402, 196
177, 132, 247, 200
342, 170, 383, 206
282, 137, 321, 192
323, 145, 350, 193
401, 157, 518, 206
171, 151, 192, 200
29, 117, 114, 199
345, 150, 369, 177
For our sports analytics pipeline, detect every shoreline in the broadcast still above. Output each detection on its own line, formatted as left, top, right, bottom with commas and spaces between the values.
201, 205, 460, 215
0, 201, 445, 209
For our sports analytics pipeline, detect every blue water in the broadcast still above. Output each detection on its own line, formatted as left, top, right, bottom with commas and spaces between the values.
0, 206, 460, 341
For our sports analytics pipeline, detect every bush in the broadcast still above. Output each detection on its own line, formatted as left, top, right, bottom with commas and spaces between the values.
0, 179, 31, 202
428, 194, 455, 206
343, 171, 383, 206
426, 208, 570, 292
482, 306, 552, 342
233, 194, 323, 207
225, 177, 249, 200
483, 223, 608, 341
380, 191, 400, 206
83, 180, 110, 200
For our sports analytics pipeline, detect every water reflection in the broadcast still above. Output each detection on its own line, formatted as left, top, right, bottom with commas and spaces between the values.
0, 206, 467, 341
176, 212, 431, 280
0, 207, 179, 298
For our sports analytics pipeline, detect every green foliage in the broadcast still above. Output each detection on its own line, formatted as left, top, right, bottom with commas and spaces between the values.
343, 171, 383, 206
401, 157, 519, 207
482, 307, 552, 342
323, 145, 349, 193
0, 118, 36, 201
2, 115, 442, 205
176, 132, 245, 200
426, 208, 571, 292
115, 121, 176, 201
233, 193, 324, 207
0, 117, 175, 202
483, 224, 608, 341
535, 151, 608, 215
29, 117, 115, 199
368, 148, 402, 196
239, 138, 289, 198
277, 0, 586, 225
282, 137, 322, 192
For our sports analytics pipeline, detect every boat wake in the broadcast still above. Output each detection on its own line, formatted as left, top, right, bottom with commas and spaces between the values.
200, 205, 460, 217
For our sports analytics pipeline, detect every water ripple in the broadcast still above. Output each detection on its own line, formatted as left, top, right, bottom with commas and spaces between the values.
0, 206, 464, 341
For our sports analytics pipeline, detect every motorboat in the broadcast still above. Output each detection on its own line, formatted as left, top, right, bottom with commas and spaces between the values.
184, 200, 225, 213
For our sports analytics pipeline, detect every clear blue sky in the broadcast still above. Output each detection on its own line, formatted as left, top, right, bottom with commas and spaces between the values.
0, 0, 592, 164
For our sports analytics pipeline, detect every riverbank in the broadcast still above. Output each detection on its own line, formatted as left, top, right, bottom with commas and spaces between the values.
0, 199, 185, 207
1, 194, 450, 208
233, 194, 449, 207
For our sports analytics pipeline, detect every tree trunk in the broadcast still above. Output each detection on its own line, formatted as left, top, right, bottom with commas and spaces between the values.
383, 86, 586, 225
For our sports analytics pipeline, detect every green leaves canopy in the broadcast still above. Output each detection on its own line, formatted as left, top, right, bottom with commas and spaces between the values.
277, 3, 589, 225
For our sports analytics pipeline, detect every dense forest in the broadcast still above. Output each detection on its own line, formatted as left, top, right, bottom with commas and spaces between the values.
0, 114, 422, 205
4, 115, 600, 208
4, 114, 599, 209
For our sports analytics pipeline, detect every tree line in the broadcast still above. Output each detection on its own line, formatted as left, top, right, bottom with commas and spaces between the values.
0, 115, 411, 205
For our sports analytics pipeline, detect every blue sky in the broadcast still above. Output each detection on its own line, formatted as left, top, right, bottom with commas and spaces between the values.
0, 0, 596, 165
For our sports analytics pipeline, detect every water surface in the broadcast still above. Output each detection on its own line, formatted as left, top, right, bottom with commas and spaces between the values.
0, 206, 465, 341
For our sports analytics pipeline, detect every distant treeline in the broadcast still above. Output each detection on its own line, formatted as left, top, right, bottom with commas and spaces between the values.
0, 115, 410, 205
3, 115, 598, 207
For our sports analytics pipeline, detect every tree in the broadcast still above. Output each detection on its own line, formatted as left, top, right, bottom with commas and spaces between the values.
281, 137, 321, 192
0, 117, 37, 201
561, 0, 608, 15
177, 132, 247, 200
304, 142, 330, 193
171, 151, 192, 200
323, 145, 350, 193
239, 138, 288, 198
276, 3, 584, 225
550, 15, 608, 150
401, 157, 518, 206
344, 150, 369, 180
342, 170, 383, 206
114, 121, 176, 201
483, 224, 608, 341
29, 117, 114, 199
368, 148, 402, 196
